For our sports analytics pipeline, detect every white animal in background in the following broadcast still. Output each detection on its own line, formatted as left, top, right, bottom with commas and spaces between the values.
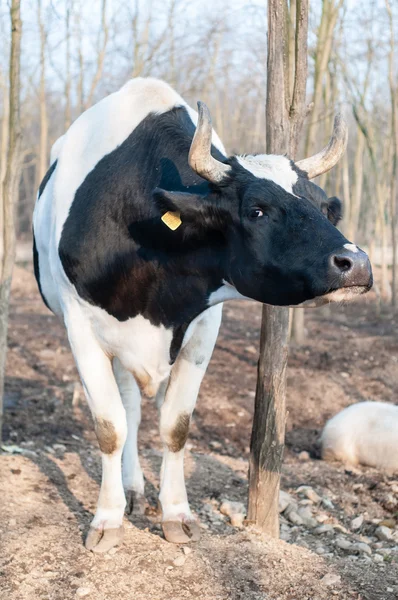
321, 401, 398, 472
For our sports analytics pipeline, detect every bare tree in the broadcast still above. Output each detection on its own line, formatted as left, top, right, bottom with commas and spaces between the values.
0, 72, 9, 272
386, 0, 397, 307
247, 0, 309, 537
0, 0, 22, 443
85, 0, 108, 109
291, 0, 344, 344
64, 1, 72, 129
37, 0, 48, 181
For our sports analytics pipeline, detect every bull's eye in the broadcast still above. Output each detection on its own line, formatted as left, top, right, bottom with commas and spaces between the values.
249, 208, 265, 220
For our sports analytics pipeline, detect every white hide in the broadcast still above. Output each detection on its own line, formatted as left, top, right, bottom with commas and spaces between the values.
236, 154, 299, 194
321, 401, 398, 471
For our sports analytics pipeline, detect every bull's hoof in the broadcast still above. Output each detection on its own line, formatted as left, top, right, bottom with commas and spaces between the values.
125, 490, 146, 516
85, 525, 124, 553
162, 520, 201, 544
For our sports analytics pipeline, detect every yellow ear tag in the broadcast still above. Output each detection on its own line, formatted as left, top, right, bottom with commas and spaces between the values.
161, 211, 182, 231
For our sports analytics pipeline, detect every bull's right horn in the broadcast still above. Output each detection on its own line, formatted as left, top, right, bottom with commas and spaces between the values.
188, 101, 230, 184
296, 114, 348, 180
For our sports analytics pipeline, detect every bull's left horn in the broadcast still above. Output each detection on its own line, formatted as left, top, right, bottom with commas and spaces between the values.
188, 101, 230, 183
296, 113, 348, 180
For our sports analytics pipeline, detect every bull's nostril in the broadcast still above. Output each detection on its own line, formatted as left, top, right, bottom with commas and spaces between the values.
333, 255, 352, 273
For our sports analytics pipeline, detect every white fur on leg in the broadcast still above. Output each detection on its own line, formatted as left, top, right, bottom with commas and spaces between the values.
65, 304, 127, 542
113, 358, 144, 496
159, 448, 192, 521
159, 305, 222, 524
91, 452, 126, 529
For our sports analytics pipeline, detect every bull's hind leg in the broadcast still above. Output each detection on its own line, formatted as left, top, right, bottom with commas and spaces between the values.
158, 305, 222, 543
112, 357, 146, 515
65, 309, 127, 553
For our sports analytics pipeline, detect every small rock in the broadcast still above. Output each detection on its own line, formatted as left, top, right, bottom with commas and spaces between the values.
39, 348, 55, 359
53, 443, 67, 452
351, 542, 372, 555
280, 530, 291, 542
314, 524, 334, 535
230, 513, 245, 528
299, 499, 313, 506
8, 518, 16, 527
333, 524, 349, 534
316, 546, 326, 555
297, 505, 317, 528
335, 538, 353, 551
220, 500, 246, 518
76, 588, 92, 598
286, 510, 304, 526
379, 519, 396, 529
321, 497, 334, 510
209, 441, 222, 450
316, 513, 330, 524
279, 490, 294, 513
374, 554, 384, 563
297, 486, 321, 503
361, 555, 372, 564
298, 451, 310, 461
375, 526, 393, 542
182, 546, 192, 555
173, 555, 186, 567
245, 345, 257, 354
321, 573, 341, 587
351, 515, 364, 531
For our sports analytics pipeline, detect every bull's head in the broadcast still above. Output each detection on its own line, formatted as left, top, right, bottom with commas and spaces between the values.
155, 103, 372, 307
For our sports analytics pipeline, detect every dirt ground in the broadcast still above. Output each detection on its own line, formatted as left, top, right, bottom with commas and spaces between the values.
1, 264, 398, 600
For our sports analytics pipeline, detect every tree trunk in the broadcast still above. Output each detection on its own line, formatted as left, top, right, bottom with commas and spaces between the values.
291, 0, 343, 345
85, 0, 108, 109
38, 0, 48, 181
0, 77, 9, 278
64, 2, 72, 130
341, 150, 351, 238
304, 0, 343, 155
0, 0, 22, 444
386, 0, 397, 307
248, 0, 308, 536
291, 307, 305, 345
347, 127, 365, 242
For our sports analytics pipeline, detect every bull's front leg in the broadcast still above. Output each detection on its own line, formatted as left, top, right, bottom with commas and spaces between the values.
65, 307, 127, 553
158, 306, 222, 543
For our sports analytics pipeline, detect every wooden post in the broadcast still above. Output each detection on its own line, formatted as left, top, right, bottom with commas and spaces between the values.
0, 0, 22, 444
247, 0, 309, 536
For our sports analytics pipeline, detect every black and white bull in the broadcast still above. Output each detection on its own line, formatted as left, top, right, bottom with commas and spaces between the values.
33, 77, 372, 552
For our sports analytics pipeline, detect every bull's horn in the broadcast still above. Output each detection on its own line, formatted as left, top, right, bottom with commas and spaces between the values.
188, 101, 230, 183
296, 113, 348, 179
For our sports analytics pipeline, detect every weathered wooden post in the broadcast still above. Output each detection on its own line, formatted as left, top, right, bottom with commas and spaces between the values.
247, 0, 309, 536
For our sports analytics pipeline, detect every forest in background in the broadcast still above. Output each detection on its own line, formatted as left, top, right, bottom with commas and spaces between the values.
0, 0, 397, 308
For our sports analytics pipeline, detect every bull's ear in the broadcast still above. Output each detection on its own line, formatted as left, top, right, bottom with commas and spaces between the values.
327, 196, 342, 225
152, 188, 227, 229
